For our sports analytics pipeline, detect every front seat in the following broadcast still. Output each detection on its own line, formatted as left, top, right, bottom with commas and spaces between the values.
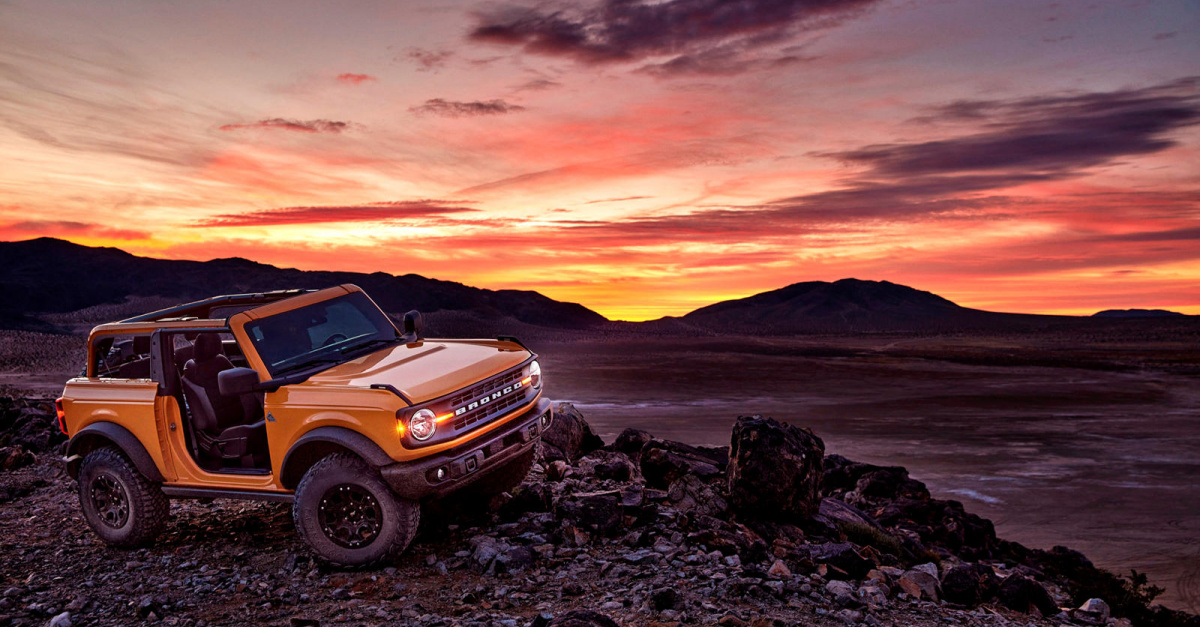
181, 334, 266, 465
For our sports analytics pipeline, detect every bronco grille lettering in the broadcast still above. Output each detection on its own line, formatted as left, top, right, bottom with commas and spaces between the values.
447, 365, 533, 432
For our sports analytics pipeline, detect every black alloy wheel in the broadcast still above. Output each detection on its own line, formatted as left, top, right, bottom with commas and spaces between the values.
317, 484, 384, 548
90, 473, 130, 529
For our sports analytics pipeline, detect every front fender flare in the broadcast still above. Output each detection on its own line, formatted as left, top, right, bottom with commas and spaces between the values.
65, 422, 165, 482
279, 426, 394, 489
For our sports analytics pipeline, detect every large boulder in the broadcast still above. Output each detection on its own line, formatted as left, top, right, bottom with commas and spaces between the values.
555, 490, 623, 536
941, 563, 1000, 606
667, 474, 729, 518
576, 450, 639, 482
727, 415, 824, 521
639, 439, 725, 489
815, 497, 883, 531
998, 574, 1058, 616
497, 482, 553, 521
541, 403, 604, 462
875, 497, 998, 558
855, 467, 929, 500
610, 428, 653, 459
0, 399, 64, 454
822, 454, 929, 500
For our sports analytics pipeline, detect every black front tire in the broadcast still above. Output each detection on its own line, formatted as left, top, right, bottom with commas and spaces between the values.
293, 453, 419, 568
77, 447, 169, 548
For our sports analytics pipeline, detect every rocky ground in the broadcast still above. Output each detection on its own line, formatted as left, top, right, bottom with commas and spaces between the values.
1, 397, 1196, 627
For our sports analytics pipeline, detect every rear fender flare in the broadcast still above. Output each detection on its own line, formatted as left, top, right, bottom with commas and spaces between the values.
279, 426, 394, 490
65, 422, 165, 482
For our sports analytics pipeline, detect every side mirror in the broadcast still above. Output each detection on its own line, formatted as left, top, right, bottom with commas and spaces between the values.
402, 310, 424, 341
218, 367, 261, 395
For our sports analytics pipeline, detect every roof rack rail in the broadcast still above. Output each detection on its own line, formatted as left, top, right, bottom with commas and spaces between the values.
120, 289, 317, 323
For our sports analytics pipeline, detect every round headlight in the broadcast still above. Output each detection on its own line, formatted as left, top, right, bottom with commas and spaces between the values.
409, 408, 437, 441
529, 360, 541, 388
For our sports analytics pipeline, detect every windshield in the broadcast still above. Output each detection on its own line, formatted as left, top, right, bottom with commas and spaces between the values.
244, 292, 400, 377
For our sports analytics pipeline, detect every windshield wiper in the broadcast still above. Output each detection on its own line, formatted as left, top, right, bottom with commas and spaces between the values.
273, 357, 344, 377
339, 337, 400, 355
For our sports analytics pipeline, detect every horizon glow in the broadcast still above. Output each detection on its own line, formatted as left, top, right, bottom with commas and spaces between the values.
1, 0, 1198, 320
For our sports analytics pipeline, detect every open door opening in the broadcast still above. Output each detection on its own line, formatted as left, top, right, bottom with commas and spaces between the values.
159, 330, 271, 473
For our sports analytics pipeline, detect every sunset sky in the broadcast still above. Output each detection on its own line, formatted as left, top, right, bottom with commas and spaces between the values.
1, 0, 1198, 320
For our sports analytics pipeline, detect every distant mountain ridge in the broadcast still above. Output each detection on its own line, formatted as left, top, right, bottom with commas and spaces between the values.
0, 238, 607, 331
1093, 308, 1187, 318
2, 239, 1193, 335
670, 278, 1031, 333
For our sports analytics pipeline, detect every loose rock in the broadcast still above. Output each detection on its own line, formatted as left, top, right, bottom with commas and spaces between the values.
998, 574, 1058, 616
940, 563, 999, 607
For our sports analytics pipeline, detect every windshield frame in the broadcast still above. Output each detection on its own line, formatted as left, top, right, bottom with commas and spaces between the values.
229, 285, 402, 380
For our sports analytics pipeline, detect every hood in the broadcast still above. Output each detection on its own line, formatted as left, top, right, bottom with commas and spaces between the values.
302, 339, 531, 404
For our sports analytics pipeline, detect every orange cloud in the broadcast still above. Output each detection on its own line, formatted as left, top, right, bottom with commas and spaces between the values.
0, 220, 149, 241
197, 200, 476, 226
336, 73, 377, 85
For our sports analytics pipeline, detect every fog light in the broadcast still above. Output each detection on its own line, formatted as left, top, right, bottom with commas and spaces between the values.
541, 414, 550, 427
436, 467, 446, 481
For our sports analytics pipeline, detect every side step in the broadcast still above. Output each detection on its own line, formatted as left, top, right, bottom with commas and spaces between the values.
162, 486, 294, 503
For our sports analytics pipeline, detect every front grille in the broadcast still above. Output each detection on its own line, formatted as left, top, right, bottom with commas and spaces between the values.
450, 369, 524, 407
453, 389, 531, 431
448, 365, 532, 432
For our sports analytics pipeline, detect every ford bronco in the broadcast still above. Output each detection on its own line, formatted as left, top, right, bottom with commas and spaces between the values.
57, 284, 551, 567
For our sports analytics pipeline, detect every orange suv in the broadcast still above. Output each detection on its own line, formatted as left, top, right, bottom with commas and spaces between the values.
57, 284, 551, 567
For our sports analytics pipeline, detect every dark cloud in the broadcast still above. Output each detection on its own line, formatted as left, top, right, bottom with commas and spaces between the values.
196, 200, 477, 227
513, 78, 561, 92
534, 79, 1200, 242
854, 78, 1200, 177
409, 98, 525, 117
336, 73, 376, 85
1093, 226, 1200, 243
218, 118, 351, 133
469, 0, 880, 75
403, 48, 453, 72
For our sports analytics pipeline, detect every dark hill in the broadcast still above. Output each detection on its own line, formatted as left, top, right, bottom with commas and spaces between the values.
1093, 308, 1187, 318
0, 238, 607, 331
674, 278, 1046, 333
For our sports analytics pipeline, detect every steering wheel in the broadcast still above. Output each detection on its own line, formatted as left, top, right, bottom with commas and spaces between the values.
322, 334, 348, 347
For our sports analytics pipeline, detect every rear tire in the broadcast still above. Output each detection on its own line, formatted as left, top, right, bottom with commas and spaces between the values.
293, 453, 419, 568
78, 447, 169, 548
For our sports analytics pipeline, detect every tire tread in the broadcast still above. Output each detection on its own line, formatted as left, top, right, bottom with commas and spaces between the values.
293, 453, 418, 568
79, 447, 169, 548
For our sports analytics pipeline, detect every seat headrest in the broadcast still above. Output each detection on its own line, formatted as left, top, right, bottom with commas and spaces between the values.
193, 334, 224, 361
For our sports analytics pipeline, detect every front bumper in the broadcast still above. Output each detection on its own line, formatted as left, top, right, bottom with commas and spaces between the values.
382, 397, 552, 500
